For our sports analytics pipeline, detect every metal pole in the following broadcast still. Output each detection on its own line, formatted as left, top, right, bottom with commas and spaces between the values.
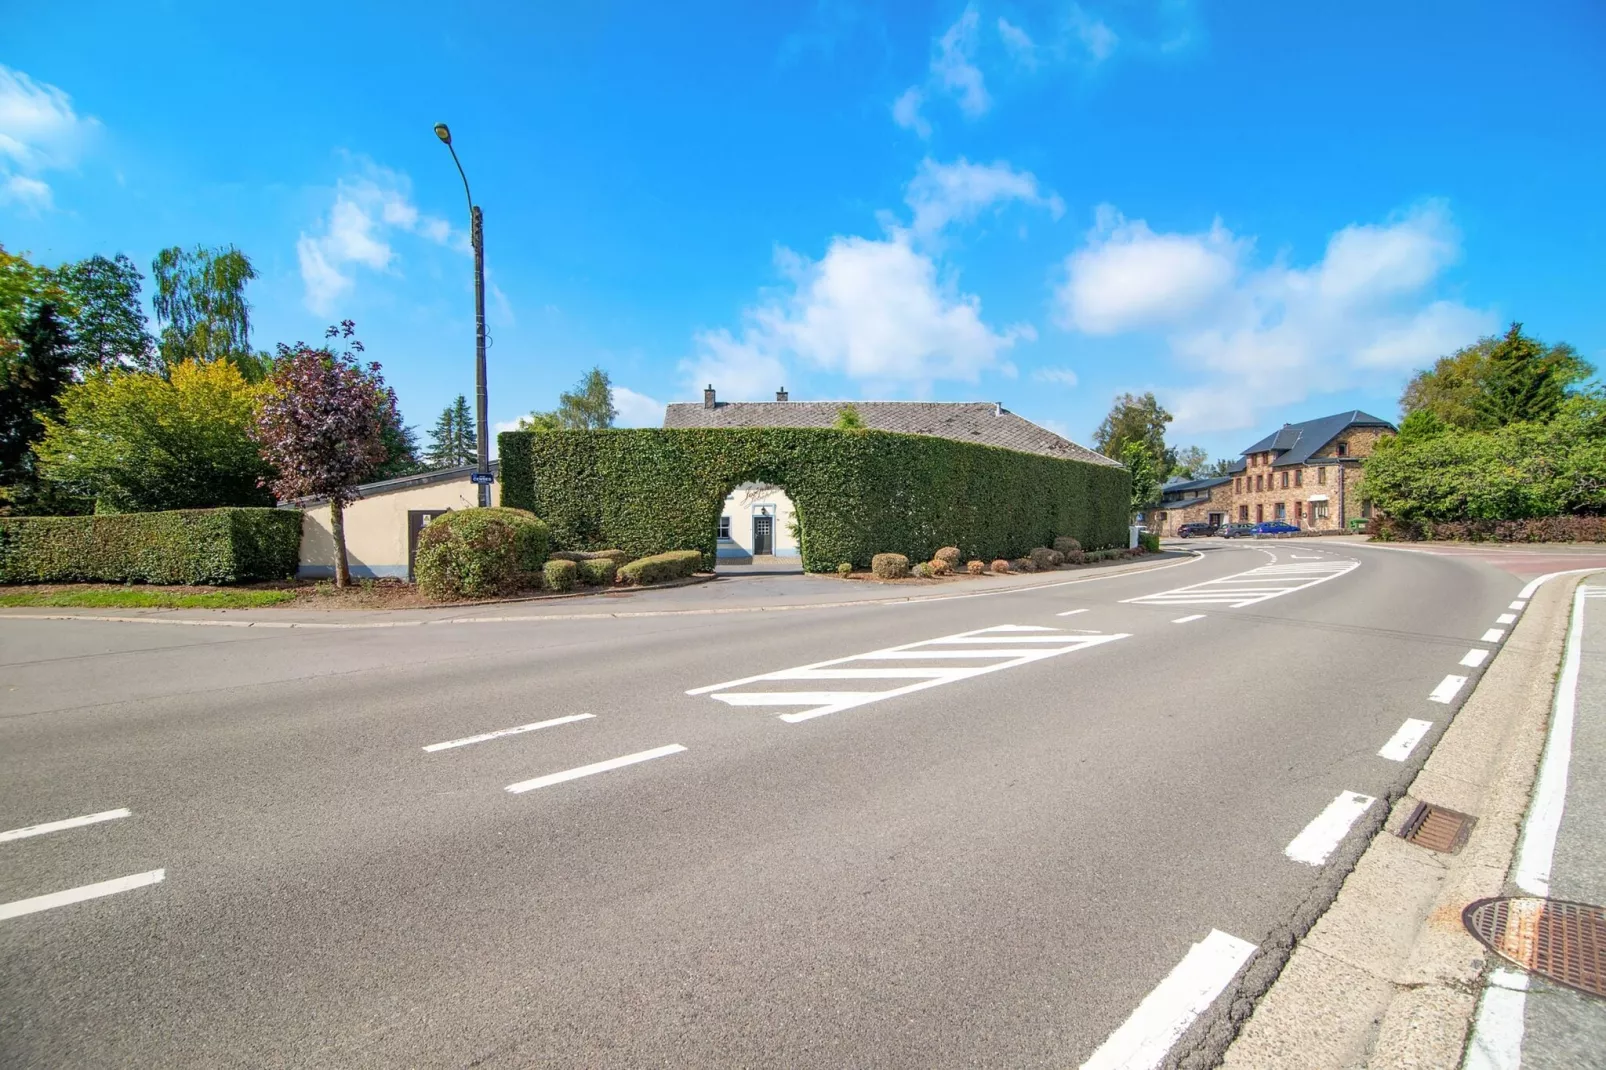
472, 206, 489, 507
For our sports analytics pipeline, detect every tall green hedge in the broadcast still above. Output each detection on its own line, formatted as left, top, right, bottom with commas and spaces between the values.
499, 428, 1129, 572
0, 508, 303, 585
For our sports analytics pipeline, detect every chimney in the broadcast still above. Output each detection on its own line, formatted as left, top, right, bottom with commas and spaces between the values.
776, 387, 789, 402
703, 384, 716, 409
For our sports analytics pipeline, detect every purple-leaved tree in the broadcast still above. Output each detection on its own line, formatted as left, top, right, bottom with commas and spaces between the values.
252, 322, 398, 587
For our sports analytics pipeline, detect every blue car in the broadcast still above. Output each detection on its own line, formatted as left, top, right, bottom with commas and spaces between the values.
1252, 521, 1300, 536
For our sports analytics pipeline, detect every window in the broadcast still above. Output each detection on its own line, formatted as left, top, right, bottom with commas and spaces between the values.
1295, 469, 1303, 487
1256, 504, 1265, 522
1362, 499, 1373, 519
1235, 477, 1242, 493
1280, 471, 1289, 488
1336, 441, 1348, 457
718, 516, 732, 539
1313, 500, 1329, 520
1240, 505, 1249, 521
1318, 467, 1327, 485
1275, 503, 1287, 520
1255, 474, 1264, 492
1295, 501, 1304, 522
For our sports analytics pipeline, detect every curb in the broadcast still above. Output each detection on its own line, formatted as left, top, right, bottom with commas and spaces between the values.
1219, 570, 1592, 1069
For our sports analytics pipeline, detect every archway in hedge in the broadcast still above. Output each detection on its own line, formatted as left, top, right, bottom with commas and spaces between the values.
712, 481, 805, 573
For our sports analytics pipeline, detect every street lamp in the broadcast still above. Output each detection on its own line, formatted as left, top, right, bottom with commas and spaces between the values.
433, 122, 491, 507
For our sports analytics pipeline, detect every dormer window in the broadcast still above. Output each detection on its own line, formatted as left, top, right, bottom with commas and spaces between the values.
1335, 442, 1348, 457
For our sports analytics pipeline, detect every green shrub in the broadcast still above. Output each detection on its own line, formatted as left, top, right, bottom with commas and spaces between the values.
577, 558, 617, 586
837, 562, 854, 577
617, 549, 702, 586
934, 546, 961, 567
0, 508, 302, 585
414, 507, 550, 601
547, 550, 589, 563
543, 558, 577, 592
550, 548, 630, 566
587, 549, 631, 567
966, 559, 985, 575
871, 553, 909, 579
1029, 546, 1056, 571
1053, 536, 1082, 554
1139, 531, 1161, 553
911, 561, 932, 578
1012, 557, 1036, 573
499, 427, 1129, 572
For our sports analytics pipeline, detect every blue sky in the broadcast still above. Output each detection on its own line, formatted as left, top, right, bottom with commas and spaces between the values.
4, 1, 1603, 463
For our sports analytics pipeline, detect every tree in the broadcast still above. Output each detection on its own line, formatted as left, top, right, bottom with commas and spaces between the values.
0, 303, 77, 513
1171, 445, 1210, 480
833, 404, 866, 430
1121, 440, 1160, 515
1401, 325, 1592, 430
252, 323, 395, 587
151, 245, 261, 377
35, 358, 272, 514
1475, 322, 1579, 428
0, 245, 67, 377
520, 366, 619, 431
57, 254, 156, 373
374, 415, 425, 480
1095, 392, 1176, 481
427, 394, 478, 466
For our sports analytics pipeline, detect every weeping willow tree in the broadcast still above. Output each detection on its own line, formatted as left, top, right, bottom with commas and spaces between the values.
151, 245, 266, 379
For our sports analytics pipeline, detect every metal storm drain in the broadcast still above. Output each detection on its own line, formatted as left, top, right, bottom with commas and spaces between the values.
1398, 802, 1474, 853
1464, 896, 1606, 999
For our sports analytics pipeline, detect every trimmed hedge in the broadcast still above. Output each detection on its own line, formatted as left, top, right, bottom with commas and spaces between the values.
0, 508, 302, 585
1372, 516, 1606, 543
499, 427, 1129, 573
415, 508, 549, 601
577, 558, 617, 586
871, 553, 909, 579
543, 558, 577, 591
618, 549, 701, 586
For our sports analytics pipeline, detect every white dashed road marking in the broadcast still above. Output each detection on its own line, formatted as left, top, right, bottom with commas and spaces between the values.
1285, 791, 1375, 866
1496, 613, 1517, 625
1482, 628, 1506, 643
1379, 719, 1434, 761
1123, 559, 1358, 609
1080, 929, 1257, 1070
1057, 608, 1089, 617
505, 744, 687, 794
1461, 648, 1491, 668
423, 713, 594, 753
690, 624, 1128, 724
0, 869, 166, 922
1429, 674, 1468, 704
1508, 601, 1527, 611
0, 808, 131, 843
1171, 615, 1206, 624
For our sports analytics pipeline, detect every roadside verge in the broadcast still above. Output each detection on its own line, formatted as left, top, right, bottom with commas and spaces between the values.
1220, 570, 1589, 1068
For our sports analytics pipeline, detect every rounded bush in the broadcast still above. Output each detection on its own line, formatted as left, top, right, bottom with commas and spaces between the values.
1029, 546, 1056, 571
837, 562, 854, 577
966, 559, 985, 575
544, 558, 577, 591
934, 546, 961, 567
577, 558, 617, 586
415, 508, 550, 601
929, 557, 953, 576
911, 561, 932, 578
1013, 557, 1036, 573
1065, 549, 1086, 565
871, 553, 909, 579
617, 549, 702, 586
1053, 536, 1081, 555
990, 558, 1011, 573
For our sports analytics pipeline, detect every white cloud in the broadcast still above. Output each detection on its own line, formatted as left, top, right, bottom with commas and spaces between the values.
685, 234, 1029, 395
613, 385, 667, 428
1034, 366, 1079, 387
297, 159, 461, 315
1057, 206, 1242, 333
1055, 201, 1497, 433
891, 87, 930, 139
904, 156, 1063, 240
1069, 4, 1118, 62
0, 65, 99, 212
933, 6, 990, 116
997, 17, 1037, 67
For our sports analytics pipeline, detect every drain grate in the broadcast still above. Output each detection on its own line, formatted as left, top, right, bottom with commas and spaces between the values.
1464, 897, 1606, 1000
1398, 801, 1474, 853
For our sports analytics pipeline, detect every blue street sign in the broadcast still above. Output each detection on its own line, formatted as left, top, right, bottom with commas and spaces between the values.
470, 472, 495, 485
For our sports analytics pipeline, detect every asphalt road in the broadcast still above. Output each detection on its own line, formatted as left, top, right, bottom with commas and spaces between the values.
0, 540, 1528, 1068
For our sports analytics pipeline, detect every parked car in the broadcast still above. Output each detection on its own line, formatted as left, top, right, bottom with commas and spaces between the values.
1221, 522, 1257, 538
1177, 521, 1219, 538
1253, 521, 1301, 537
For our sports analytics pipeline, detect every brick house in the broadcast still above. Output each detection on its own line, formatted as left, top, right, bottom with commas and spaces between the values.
1148, 410, 1396, 535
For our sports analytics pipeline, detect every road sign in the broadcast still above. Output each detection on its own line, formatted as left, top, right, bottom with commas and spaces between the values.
470, 472, 495, 485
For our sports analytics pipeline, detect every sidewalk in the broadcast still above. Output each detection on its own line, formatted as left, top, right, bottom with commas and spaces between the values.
1462, 581, 1606, 1068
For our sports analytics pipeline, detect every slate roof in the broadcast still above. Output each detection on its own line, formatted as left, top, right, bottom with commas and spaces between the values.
1160, 476, 1232, 499
663, 400, 1122, 467
1240, 410, 1396, 467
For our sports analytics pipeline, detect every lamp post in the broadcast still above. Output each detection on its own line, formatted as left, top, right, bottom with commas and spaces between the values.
433, 122, 491, 507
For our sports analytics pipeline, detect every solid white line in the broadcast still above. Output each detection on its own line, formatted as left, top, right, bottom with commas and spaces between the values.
1378, 719, 1434, 762
765, 667, 956, 680
1056, 608, 1089, 617
1429, 674, 1468, 704
1496, 613, 1517, 625
713, 691, 884, 706
0, 869, 165, 921
422, 713, 594, 753
1079, 929, 1257, 1070
1518, 568, 1605, 600
1285, 791, 1374, 866
1482, 628, 1506, 643
1461, 648, 1491, 668
978, 624, 1057, 632
855, 648, 1062, 659
1513, 584, 1587, 895
1508, 601, 1526, 611
505, 744, 686, 794
1463, 967, 1529, 1070
921, 634, 1100, 644
0, 808, 131, 843
1171, 615, 1206, 624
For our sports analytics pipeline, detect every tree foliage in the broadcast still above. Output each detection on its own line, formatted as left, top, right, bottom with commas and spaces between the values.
152, 245, 261, 377
1121, 440, 1160, 513
1400, 324, 1592, 430
429, 394, 479, 465
0, 304, 78, 514
833, 404, 866, 431
521, 366, 618, 431
1095, 392, 1176, 480
35, 358, 272, 513
1170, 445, 1210, 480
57, 254, 156, 373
